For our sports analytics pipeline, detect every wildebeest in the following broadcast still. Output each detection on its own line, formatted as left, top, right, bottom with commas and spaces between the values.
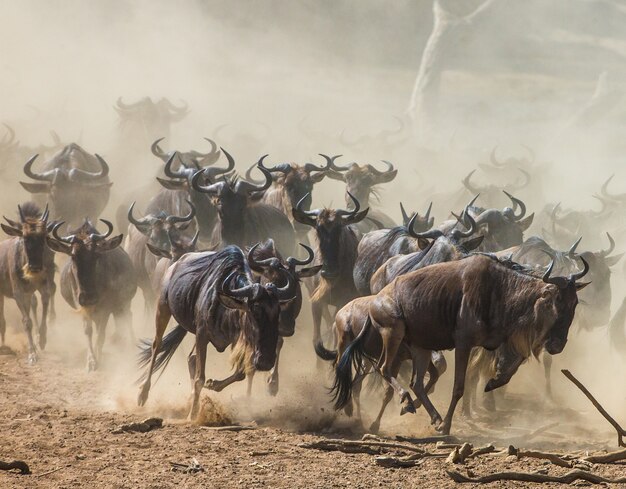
324, 157, 398, 231
115, 97, 188, 146
244, 155, 331, 240
150, 137, 221, 171
353, 203, 434, 295
205, 240, 321, 396
0, 203, 55, 363
332, 253, 589, 435
125, 200, 196, 311
137, 245, 296, 420
146, 227, 201, 295
47, 219, 137, 371
292, 192, 368, 354
148, 150, 236, 242
191, 160, 296, 255
20, 144, 112, 228
461, 168, 531, 209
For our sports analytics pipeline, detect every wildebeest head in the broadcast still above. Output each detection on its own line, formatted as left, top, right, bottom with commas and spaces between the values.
146, 227, 200, 263
292, 192, 368, 281
462, 168, 530, 208
473, 191, 534, 251
156, 148, 235, 193
128, 200, 196, 250
218, 267, 297, 371
191, 156, 273, 224
324, 156, 397, 209
46, 219, 123, 307
410, 207, 483, 256
2, 202, 52, 273
540, 256, 590, 354
245, 154, 332, 212
248, 240, 321, 336
151, 137, 221, 170
479, 145, 536, 173
400, 202, 434, 233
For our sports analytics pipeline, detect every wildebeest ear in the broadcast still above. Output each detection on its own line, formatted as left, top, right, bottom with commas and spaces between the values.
417, 237, 430, 250
373, 169, 398, 184
99, 234, 124, 252
157, 177, 187, 190
518, 213, 534, 231
344, 208, 369, 225
310, 172, 326, 184
462, 235, 484, 251
1, 223, 22, 237
324, 170, 346, 182
46, 237, 72, 255
576, 281, 591, 291
218, 292, 247, 310
604, 253, 624, 267
297, 264, 322, 278
20, 181, 51, 194
146, 242, 171, 259
3, 216, 21, 229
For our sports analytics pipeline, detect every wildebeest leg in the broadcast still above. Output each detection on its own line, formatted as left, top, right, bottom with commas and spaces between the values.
94, 312, 110, 365
137, 300, 171, 406
369, 357, 401, 433
543, 352, 553, 399
189, 331, 209, 421
15, 292, 37, 364
49, 282, 57, 324
83, 317, 97, 372
312, 300, 324, 366
266, 336, 284, 396
375, 319, 415, 415
30, 296, 38, 327
438, 346, 471, 435
408, 347, 443, 426
0, 296, 5, 347
205, 370, 246, 392
113, 307, 134, 347
38, 287, 50, 351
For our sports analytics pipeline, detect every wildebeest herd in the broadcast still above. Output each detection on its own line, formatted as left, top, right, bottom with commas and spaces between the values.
1, 103, 624, 437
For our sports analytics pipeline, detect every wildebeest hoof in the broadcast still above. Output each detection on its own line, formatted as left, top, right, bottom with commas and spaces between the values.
204, 379, 221, 392
28, 352, 38, 365
369, 421, 381, 433
87, 358, 97, 372
412, 399, 423, 410
266, 377, 279, 397
0, 345, 16, 356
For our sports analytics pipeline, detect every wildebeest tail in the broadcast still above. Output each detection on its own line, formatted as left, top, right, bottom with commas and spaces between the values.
331, 315, 372, 411
314, 339, 337, 362
137, 325, 187, 383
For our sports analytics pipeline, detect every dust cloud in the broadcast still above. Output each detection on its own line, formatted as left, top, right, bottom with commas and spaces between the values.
1, 0, 626, 445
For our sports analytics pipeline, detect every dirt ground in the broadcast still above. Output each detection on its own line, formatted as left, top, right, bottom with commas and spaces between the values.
2, 313, 626, 489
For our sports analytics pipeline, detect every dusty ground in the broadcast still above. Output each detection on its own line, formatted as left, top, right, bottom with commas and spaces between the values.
2, 333, 626, 489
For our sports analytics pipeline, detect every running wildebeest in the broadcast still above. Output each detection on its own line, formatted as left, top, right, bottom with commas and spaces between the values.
0, 203, 55, 363
205, 240, 321, 396
332, 253, 589, 435
137, 245, 296, 420
292, 192, 368, 355
20, 144, 112, 228
47, 219, 137, 371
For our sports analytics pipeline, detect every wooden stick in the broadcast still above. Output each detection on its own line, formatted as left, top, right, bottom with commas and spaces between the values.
517, 450, 572, 468
395, 434, 459, 445
0, 460, 30, 475
448, 469, 626, 484
35, 467, 63, 478
200, 425, 255, 432
299, 439, 425, 454
583, 448, 626, 464
561, 369, 626, 447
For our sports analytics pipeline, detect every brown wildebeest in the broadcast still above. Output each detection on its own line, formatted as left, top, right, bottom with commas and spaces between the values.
47, 219, 137, 371
205, 240, 321, 396
125, 200, 196, 311
332, 253, 589, 435
292, 192, 368, 356
137, 245, 296, 420
0, 203, 55, 363
325, 157, 397, 231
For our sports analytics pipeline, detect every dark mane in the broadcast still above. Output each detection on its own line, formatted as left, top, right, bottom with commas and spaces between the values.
471, 251, 540, 277
19, 202, 43, 220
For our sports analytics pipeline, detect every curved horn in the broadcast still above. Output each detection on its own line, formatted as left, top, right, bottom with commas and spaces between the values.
600, 232, 615, 257
220, 270, 254, 299
41, 204, 49, 222
17, 205, 26, 223
600, 174, 626, 201
567, 237, 583, 257
510, 168, 531, 190
167, 200, 196, 224
490, 146, 505, 167
327, 154, 350, 172
462, 170, 481, 193
456, 209, 477, 238
542, 259, 556, 284
503, 190, 526, 221
304, 153, 333, 173
115, 97, 142, 110
369, 160, 395, 176
205, 147, 236, 181
1, 123, 15, 146
287, 243, 315, 268
408, 216, 443, 240
400, 202, 411, 225
235, 157, 273, 195
274, 268, 297, 301
189, 229, 200, 249
244, 161, 265, 184
570, 256, 590, 282
151, 137, 167, 161
163, 152, 187, 179
23, 154, 53, 181
424, 201, 433, 222
336, 192, 360, 219
69, 154, 110, 182
190, 169, 224, 195
51, 221, 73, 243
128, 202, 153, 228
90, 219, 114, 240
294, 193, 321, 218
247, 243, 281, 271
